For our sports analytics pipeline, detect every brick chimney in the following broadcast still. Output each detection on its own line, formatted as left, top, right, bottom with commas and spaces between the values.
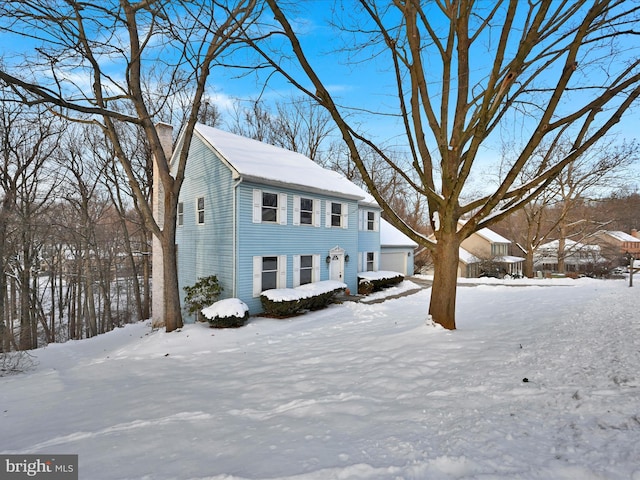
152, 123, 173, 328
632, 229, 639, 239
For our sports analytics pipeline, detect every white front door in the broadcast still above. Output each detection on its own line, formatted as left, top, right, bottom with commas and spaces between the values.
329, 246, 345, 281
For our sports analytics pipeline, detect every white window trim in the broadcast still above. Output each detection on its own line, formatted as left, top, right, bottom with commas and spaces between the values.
325, 201, 348, 229
359, 209, 379, 231
177, 202, 184, 226
294, 196, 319, 227
253, 255, 287, 296
293, 254, 320, 287
196, 196, 205, 225
360, 251, 379, 272
252, 188, 287, 225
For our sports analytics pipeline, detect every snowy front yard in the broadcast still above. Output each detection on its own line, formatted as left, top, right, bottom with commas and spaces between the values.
1, 278, 639, 479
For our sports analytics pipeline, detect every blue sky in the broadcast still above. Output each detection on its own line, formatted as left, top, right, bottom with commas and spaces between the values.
208, 1, 640, 165
2, 1, 638, 190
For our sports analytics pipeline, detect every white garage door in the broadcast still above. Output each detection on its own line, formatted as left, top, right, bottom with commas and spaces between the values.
380, 252, 407, 275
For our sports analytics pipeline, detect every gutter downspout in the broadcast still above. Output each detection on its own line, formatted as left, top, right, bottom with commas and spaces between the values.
232, 177, 244, 297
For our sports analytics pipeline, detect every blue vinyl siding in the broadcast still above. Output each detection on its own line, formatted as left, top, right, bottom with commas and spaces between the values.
175, 136, 235, 321
236, 182, 360, 313
357, 208, 381, 271
175, 133, 381, 320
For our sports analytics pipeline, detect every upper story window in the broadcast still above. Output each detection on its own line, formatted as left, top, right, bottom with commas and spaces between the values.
177, 202, 184, 226
359, 209, 379, 231
325, 201, 348, 229
293, 196, 320, 227
196, 196, 205, 225
331, 202, 342, 227
262, 192, 278, 222
253, 189, 287, 225
300, 198, 313, 225
367, 211, 376, 231
491, 243, 508, 256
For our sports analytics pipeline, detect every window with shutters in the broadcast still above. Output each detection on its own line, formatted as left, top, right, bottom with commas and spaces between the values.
331, 202, 342, 227
261, 256, 278, 291
366, 252, 375, 271
300, 197, 313, 225
299, 255, 313, 285
253, 255, 287, 296
367, 211, 375, 231
262, 192, 278, 223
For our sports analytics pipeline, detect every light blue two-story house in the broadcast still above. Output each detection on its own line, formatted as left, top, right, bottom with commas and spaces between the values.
170, 124, 383, 319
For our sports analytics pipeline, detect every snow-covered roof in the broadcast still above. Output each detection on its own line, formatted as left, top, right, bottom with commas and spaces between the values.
494, 255, 525, 264
456, 220, 511, 244
380, 218, 418, 248
458, 248, 523, 265
539, 238, 600, 252
603, 231, 640, 243
475, 227, 511, 244
458, 247, 479, 264
192, 124, 377, 205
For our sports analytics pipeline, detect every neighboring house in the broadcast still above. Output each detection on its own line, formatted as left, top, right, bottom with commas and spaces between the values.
533, 238, 604, 274
459, 226, 524, 278
168, 124, 387, 319
592, 230, 640, 259
379, 218, 418, 276
425, 223, 524, 278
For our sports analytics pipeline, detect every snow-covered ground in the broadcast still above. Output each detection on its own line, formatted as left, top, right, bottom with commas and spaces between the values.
2, 277, 639, 480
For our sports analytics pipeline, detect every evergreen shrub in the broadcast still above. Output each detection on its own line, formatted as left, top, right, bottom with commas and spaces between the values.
183, 275, 223, 321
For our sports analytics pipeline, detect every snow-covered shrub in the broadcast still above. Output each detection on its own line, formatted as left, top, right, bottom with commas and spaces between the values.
183, 275, 223, 321
261, 280, 346, 317
358, 271, 404, 294
358, 279, 374, 295
201, 298, 249, 328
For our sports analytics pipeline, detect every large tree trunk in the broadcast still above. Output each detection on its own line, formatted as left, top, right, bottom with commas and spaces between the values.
524, 250, 535, 278
151, 122, 183, 332
429, 230, 460, 330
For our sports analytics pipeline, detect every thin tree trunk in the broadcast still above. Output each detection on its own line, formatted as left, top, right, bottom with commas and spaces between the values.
161, 228, 182, 332
142, 232, 151, 320
557, 233, 566, 273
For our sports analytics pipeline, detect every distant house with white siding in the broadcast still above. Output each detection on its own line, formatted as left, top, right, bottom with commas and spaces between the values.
533, 238, 604, 274
166, 124, 406, 319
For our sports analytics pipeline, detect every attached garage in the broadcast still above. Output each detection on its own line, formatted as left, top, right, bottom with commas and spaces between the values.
379, 219, 418, 276
380, 251, 410, 275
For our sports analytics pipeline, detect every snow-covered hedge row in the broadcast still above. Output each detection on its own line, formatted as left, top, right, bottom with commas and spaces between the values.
358, 271, 404, 295
260, 280, 347, 317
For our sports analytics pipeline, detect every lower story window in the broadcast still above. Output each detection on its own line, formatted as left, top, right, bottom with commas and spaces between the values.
299, 255, 313, 285
262, 256, 278, 291
253, 255, 287, 296
366, 252, 375, 271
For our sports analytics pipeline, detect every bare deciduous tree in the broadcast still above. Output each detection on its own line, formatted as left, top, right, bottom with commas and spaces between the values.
0, 0, 260, 332
250, 0, 640, 329
494, 138, 637, 276
0, 99, 63, 350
